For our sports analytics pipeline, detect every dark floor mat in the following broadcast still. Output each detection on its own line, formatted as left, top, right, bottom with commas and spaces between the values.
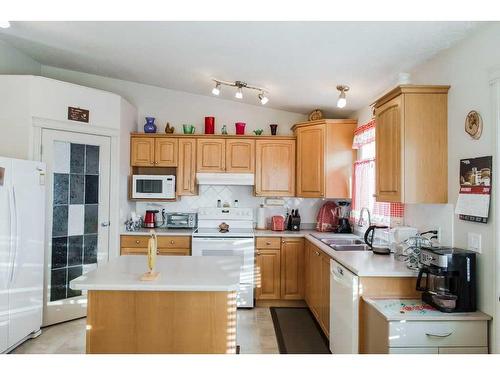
270, 307, 331, 354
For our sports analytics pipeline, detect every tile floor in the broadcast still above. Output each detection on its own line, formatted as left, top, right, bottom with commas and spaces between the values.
11, 308, 279, 354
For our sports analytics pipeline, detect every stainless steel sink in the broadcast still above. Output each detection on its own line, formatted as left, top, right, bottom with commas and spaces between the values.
320, 238, 365, 246
317, 237, 370, 251
330, 244, 370, 251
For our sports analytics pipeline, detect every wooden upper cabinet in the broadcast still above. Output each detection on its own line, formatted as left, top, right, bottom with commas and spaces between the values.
131, 137, 155, 166
375, 96, 403, 202
295, 124, 325, 197
155, 138, 178, 167
197, 139, 226, 172
374, 85, 449, 203
177, 138, 197, 196
280, 238, 305, 300
293, 119, 357, 199
225, 139, 255, 173
255, 139, 296, 197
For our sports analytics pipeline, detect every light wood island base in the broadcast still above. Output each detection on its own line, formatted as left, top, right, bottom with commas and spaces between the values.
86, 290, 237, 354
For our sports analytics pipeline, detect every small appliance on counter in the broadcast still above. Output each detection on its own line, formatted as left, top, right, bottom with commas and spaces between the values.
335, 201, 352, 233
132, 174, 175, 199
364, 225, 391, 255
417, 247, 476, 313
144, 210, 159, 228
316, 201, 339, 232
271, 215, 285, 231
165, 212, 197, 229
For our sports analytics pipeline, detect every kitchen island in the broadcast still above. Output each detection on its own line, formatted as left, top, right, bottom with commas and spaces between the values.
70, 256, 240, 354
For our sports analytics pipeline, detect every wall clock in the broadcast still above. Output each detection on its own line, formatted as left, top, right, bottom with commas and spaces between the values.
465, 110, 483, 140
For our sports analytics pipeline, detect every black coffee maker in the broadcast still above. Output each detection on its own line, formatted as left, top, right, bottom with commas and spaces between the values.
416, 247, 476, 313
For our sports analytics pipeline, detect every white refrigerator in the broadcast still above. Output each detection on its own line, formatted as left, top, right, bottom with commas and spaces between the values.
0, 157, 45, 353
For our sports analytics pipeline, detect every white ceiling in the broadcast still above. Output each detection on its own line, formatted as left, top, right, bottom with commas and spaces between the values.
0, 21, 483, 116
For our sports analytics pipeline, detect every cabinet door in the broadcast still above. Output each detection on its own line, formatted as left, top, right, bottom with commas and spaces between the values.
196, 139, 226, 172
319, 253, 331, 336
296, 124, 325, 197
255, 249, 281, 300
155, 138, 178, 167
304, 241, 312, 306
177, 138, 197, 196
280, 238, 305, 300
225, 139, 255, 173
375, 95, 403, 202
309, 245, 322, 320
255, 140, 295, 197
131, 137, 155, 166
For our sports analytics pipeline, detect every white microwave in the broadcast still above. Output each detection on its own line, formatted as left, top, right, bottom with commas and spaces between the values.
132, 175, 176, 199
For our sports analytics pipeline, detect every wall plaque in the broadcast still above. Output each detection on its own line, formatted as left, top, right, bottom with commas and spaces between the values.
68, 107, 89, 123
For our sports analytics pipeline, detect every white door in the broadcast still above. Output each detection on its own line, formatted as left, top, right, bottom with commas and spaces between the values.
7, 159, 45, 348
0, 158, 13, 352
41, 129, 111, 326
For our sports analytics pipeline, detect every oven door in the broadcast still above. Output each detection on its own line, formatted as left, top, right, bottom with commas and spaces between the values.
191, 237, 254, 307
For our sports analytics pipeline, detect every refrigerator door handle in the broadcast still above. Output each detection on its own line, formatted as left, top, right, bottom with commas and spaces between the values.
9, 185, 19, 284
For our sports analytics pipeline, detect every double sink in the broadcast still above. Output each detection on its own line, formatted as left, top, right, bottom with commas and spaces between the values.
316, 237, 370, 251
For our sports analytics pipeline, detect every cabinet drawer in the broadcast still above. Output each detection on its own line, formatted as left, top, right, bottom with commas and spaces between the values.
157, 236, 191, 249
158, 248, 190, 256
389, 320, 487, 348
121, 235, 150, 248
256, 237, 281, 249
121, 247, 147, 255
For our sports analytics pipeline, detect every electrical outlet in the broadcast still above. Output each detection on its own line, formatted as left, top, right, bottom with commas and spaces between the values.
467, 232, 482, 253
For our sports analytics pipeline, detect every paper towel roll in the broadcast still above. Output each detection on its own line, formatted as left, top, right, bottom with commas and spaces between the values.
257, 204, 267, 229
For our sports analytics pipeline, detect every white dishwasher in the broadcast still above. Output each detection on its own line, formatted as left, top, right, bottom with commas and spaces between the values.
329, 259, 359, 354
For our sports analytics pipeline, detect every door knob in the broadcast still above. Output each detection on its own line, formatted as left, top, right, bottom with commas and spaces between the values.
101, 221, 111, 227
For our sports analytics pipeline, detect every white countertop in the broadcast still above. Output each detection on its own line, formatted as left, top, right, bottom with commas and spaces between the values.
121, 228, 194, 236
306, 234, 419, 277
254, 229, 318, 237
363, 298, 492, 321
70, 256, 240, 292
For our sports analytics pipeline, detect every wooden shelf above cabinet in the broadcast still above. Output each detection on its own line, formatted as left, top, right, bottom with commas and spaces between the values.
130, 132, 296, 140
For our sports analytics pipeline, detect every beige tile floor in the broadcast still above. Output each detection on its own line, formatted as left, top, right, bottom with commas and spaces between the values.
11, 307, 279, 354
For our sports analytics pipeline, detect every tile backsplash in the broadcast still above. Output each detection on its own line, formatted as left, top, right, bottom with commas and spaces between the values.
135, 185, 328, 227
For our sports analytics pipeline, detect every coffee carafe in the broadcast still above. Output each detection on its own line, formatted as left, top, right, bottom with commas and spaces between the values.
416, 247, 476, 313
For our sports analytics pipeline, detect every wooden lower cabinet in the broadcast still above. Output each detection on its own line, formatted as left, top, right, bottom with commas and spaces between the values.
255, 249, 281, 300
120, 235, 191, 256
304, 240, 330, 336
280, 238, 305, 300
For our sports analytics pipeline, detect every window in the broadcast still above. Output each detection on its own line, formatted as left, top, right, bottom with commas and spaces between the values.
352, 120, 404, 227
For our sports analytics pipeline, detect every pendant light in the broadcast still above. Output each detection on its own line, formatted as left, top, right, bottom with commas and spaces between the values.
336, 85, 349, 108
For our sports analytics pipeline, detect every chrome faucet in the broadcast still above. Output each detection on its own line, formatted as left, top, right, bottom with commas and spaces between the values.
357, 207, 372, 228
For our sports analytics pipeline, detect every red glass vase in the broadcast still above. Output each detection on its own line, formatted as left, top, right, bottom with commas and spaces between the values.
235, 122, 246, 135
204, 116, 215, 134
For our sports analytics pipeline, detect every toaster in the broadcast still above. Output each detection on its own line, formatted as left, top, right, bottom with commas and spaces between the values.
271, 215, 285, 231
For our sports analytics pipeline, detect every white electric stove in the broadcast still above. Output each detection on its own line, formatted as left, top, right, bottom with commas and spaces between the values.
192, 207, 255, 308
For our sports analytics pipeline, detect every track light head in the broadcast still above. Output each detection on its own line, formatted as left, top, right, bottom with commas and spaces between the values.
212, 82, 221, 96
258, 92, 269, 105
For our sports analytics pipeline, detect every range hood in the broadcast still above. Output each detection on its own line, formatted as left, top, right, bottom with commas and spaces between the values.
196, 173, 255, 186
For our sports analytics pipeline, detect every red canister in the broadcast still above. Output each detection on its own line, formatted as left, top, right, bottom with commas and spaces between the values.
235, 122, 246, 135
204, 116, 215, 134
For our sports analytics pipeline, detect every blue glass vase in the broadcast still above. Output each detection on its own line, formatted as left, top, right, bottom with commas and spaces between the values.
144, 117, 157, 133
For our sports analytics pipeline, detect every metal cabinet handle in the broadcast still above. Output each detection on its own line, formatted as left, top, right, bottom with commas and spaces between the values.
170, 240, 175, 244
425, 332, 453, 338
150, 161, 154, 164
155, 161, 158, 164
135, 240, 140, 244
315, 251, 320, 256
266, 242, 271, 245
256, 251, 261, 256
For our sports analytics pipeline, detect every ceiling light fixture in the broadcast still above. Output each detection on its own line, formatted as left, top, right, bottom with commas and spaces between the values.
211, 78, 269, 105
0, 21, 11, 29
336, 85, 349, 108
235, 87, 243, 99
211, 82, 221, 96
258, 92, 269, 105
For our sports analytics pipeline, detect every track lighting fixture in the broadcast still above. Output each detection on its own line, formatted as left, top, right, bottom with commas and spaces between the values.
336, 85, 349, 108
258, 92, 269, 105
211, 82, 220, 96
211, 78, 269, 105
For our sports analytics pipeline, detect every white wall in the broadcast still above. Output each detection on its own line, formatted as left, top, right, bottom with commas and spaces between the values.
0, 40, 41, 75
40, 65, 307, 135
355, 22, 500, 352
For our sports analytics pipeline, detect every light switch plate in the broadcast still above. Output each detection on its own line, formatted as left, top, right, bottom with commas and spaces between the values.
467, 232, 482, 253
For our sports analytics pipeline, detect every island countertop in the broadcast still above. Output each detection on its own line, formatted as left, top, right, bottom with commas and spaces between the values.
70, 256, 240, 292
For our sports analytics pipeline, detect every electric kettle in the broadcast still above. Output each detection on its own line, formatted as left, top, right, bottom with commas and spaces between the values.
364, 225, 391, 255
